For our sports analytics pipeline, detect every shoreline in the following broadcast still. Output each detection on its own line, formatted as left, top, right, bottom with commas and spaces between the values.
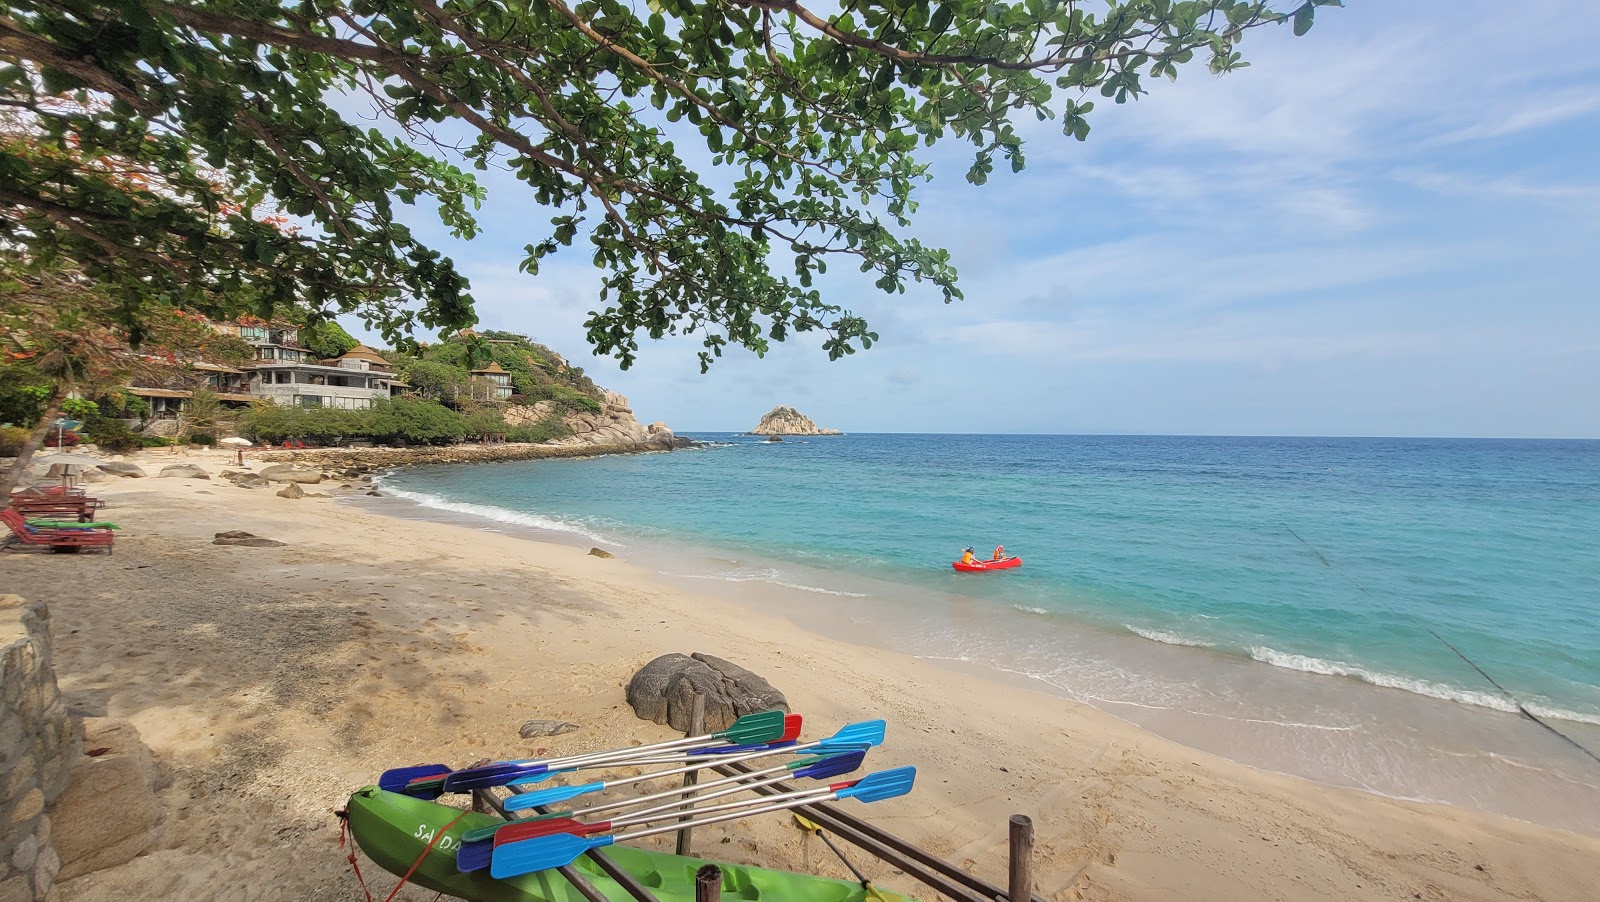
251, 435, 690, 473
370, 456, 1600, 836
7, 451, 1598, 900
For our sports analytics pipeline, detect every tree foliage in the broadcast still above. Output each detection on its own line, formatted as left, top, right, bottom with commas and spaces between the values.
237, 396, 564, 445
0, 259, 237, 491
300, 319, 360, 360
0, 0, 1337, 368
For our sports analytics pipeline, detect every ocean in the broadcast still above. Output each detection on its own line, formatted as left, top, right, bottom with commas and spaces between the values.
368, 434, 1600, 832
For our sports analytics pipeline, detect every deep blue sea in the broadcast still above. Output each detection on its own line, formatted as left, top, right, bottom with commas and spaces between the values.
373, 434, 1600, 829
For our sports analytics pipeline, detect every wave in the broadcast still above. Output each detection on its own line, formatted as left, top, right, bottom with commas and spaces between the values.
662, 568, 869, 598
1127, 625, 1213, 648
375, 485, 622, 547
1248, 646, 1600, 726
1013, 605, 1051, 615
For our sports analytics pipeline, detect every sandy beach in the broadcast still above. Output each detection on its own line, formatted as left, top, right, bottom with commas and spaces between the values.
4, 451, 1597, 901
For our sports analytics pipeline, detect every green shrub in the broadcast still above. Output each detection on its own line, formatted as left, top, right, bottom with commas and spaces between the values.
189, 433, 216, 447
0, 425, 29, 456
506, 418, 572, 444
88, 420, 142, 454
140, 435, 174, 448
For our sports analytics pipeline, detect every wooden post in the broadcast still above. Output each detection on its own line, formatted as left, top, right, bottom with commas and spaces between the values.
694, 865, 722, 902
1007, 815, 1034, 902
676, 693, 707, 856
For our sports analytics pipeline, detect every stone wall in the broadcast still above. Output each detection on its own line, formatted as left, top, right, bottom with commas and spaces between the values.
0, 596, 80, 902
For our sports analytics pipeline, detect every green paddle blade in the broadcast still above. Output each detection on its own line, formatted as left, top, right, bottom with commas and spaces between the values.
716, 709, 787, 745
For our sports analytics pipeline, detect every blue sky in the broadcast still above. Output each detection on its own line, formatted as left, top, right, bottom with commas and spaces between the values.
343, 1, 1600, 438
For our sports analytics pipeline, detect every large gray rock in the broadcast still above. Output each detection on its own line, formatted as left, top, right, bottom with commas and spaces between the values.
157, 463, 208, 479
625, 653, 789, 733
96, 462, 146, 478
258, 464, 323, 484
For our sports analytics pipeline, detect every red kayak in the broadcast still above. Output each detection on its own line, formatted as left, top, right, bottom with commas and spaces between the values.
952, 556, 1022, 572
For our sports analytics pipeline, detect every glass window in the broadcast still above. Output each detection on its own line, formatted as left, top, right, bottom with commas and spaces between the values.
296, 395, 323, 408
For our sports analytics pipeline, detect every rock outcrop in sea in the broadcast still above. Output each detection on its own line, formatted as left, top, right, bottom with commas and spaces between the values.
749, 405, 842, 436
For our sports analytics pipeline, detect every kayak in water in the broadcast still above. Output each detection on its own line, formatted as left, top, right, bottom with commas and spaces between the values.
952, 557, 1021, 572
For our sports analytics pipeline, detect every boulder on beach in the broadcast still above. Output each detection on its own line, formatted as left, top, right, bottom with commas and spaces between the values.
625, 652, 789, 733
258, 464, 323, 484
519, 720, 581, 739
588, 547, 614, 559
99, 461, 143, 478
276, 482, 305, 500
212, 531, 286, 547
157, 463, 209, 479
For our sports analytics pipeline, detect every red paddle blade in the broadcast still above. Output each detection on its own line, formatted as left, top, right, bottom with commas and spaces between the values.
493, 817, 610, 846
780, 713, 803, 742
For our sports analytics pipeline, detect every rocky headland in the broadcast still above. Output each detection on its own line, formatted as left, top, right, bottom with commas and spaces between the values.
749, 405, 842, 436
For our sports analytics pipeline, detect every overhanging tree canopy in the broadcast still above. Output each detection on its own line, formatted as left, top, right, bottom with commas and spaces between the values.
0, 0, 1338, 369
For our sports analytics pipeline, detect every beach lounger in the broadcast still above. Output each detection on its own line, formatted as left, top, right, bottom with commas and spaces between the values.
0, 508, 115, 554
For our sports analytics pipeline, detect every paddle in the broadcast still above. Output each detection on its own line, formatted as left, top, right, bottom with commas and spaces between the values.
456, 751, 866, 872
503, 720, 883, 811
500, 715, 803, 788
377, 763, 453, 797
436, 709, 788, 793
510, 752, 867, 839
489, 766, 917, 879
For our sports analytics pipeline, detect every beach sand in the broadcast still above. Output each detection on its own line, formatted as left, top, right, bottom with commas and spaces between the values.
4, 451, 1596, 901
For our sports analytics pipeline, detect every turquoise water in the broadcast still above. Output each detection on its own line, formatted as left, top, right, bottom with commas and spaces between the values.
375, 434, 1600, 827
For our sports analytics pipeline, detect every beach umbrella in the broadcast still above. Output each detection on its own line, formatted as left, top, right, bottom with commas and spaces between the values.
219, 437, 252, 446
33, 453, 104, 468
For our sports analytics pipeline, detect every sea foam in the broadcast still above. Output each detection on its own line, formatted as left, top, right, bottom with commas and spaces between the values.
375, 484, 621, 546
1248, 646, 1600, 726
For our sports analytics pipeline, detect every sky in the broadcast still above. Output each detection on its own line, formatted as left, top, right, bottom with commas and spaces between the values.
341, 1, 1600, 438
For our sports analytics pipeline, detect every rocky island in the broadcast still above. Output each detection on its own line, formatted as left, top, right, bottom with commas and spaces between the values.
749, 405, 843, 436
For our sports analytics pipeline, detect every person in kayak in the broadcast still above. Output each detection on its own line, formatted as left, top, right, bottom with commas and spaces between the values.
992, 545, 1007, 561
960, 546, 976, 565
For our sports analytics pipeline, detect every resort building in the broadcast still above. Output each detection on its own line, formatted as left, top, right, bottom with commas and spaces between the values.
249, 344, 403, 409
471, 362, 515, 401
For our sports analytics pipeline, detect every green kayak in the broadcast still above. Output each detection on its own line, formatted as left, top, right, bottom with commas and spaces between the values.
345, 787, 916, 902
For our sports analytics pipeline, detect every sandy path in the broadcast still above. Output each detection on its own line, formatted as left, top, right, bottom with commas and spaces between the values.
3, 454, 1596, 901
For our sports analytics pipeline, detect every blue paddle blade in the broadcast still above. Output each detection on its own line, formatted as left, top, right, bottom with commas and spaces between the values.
794, 750, 866, 780
377, 764, 451, 793
815, 719, 887, 753
837, 766, 916, 803
687, 739, 797, 756
456, 837, 493, 873
491, 832, 614, 879
443, 761, 549, 792
507, 767, 571, 787
504, 781, 604, 812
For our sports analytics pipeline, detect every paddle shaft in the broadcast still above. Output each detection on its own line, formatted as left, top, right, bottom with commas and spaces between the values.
605, 786, 845, 844
562, 734, 840, 800
594, 767, 802, 825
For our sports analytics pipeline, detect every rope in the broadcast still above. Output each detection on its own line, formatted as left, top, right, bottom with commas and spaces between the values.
336, 810, 375, 902
383, 809, 469, 902
1284, 525, 1600, 768
338, 805, 469, 902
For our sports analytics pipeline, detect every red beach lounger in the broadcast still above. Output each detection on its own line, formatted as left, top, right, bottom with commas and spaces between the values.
0, 508, 115, 554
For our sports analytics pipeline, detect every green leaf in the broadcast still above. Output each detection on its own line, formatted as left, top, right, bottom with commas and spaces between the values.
1293, 3, 1315, 36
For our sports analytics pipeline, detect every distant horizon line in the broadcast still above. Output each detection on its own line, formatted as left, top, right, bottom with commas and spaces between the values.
674, 430, 1600, 441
